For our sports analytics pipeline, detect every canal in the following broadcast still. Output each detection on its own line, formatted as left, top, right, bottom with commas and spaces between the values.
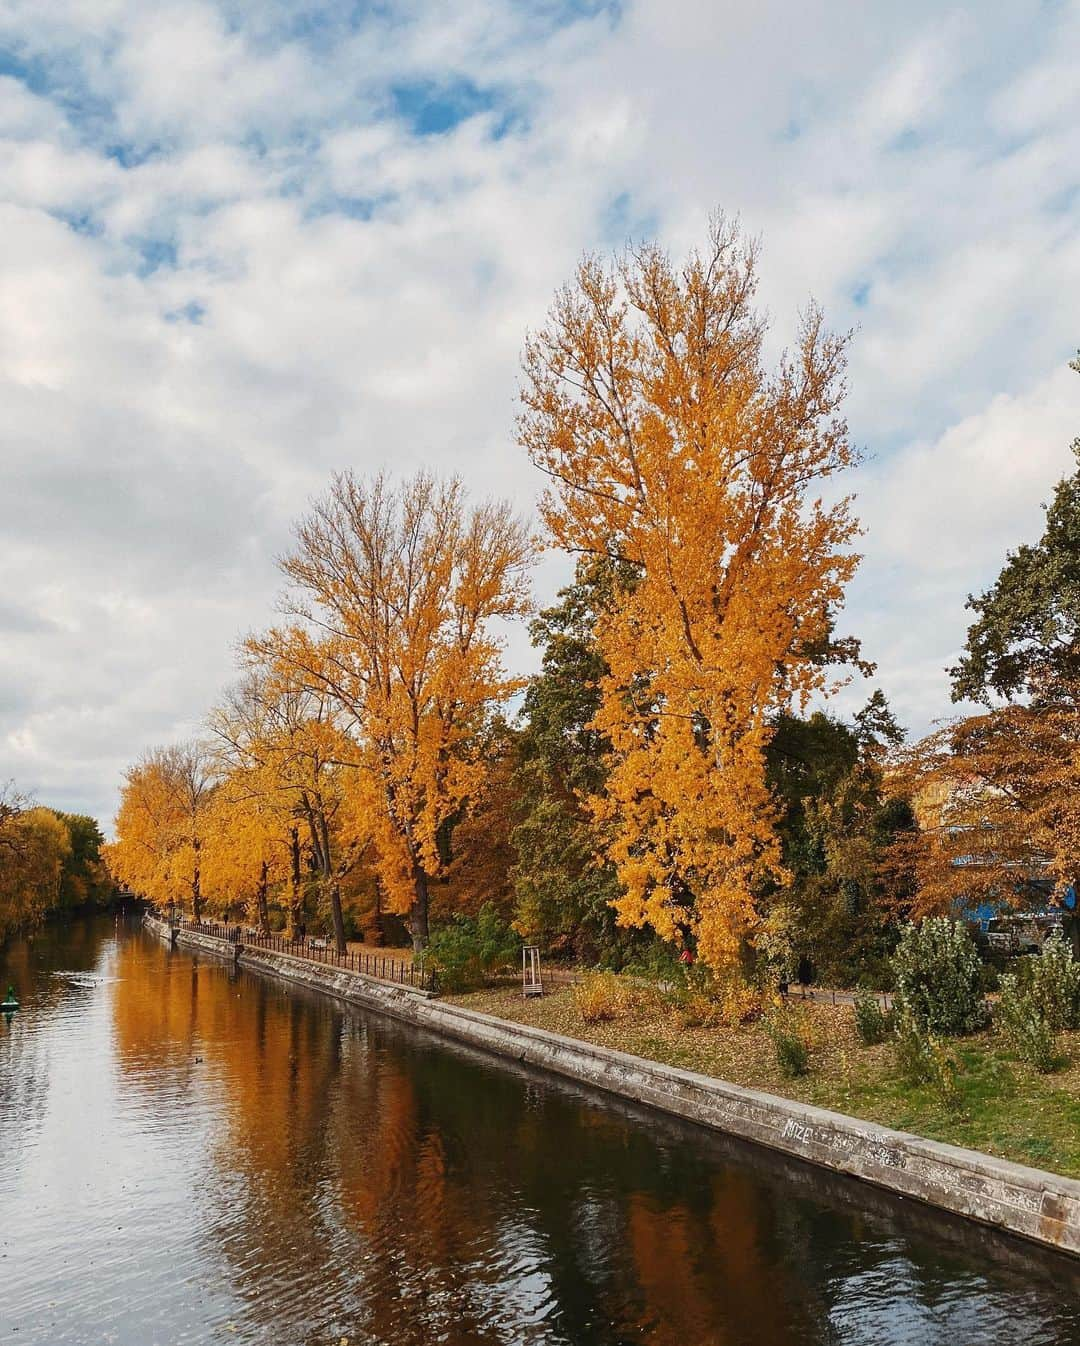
3, 913, 1080, 1345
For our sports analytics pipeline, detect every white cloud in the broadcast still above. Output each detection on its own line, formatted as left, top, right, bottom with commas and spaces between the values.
865, 365, 1079, 576
0, 0, 1078, 827
834, 363, 1080, 732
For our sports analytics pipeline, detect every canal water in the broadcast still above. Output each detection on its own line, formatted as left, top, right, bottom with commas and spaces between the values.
4, 915, 1080, 1346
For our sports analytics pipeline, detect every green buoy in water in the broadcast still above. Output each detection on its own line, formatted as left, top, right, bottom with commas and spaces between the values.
1, 984, 18, 1012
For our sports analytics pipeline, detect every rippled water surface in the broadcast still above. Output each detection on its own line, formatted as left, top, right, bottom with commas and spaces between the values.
4, 914, 1080, 1345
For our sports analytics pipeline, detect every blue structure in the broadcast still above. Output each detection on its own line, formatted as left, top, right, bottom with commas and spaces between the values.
955, 878, 1061, 933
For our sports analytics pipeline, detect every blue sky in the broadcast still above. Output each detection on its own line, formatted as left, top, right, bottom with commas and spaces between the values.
0, 0, 1078, 825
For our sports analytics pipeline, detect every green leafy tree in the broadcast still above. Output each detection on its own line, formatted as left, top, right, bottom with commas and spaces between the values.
53, 813, 115, 911
951, 354, 1080, 703
853, 689, 906, 753
510, 560, 632, 962
763, 696, 914, 985
426, 902, 521, 992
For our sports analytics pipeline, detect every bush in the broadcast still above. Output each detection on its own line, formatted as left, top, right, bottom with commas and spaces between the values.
892, 1006, 965, 1109
927, 1038, 965, 1112
673, 975, 763, 1031
997, 973, 1062, 1074
426, 903, 520, 993
674, 991, 724, 1030
852, 990, 890, 1046
891, 918, 987, 1035
766, 1008, 812, 1077
770, 1027, 809, 1077
621, 940, 686, 986
977, 961, 1000, 994
1027, 934, 1080, 1031
854, 956, 896, 993
574, 970, 634, 1023
893, 1004, 935, 1084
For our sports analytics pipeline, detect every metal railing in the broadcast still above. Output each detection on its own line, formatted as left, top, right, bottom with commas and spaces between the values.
176, 917, 437, 992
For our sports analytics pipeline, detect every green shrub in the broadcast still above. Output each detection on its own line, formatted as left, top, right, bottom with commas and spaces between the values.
852, 990, 890, 1046
997, 973, 1062, 1074
927, 1037, 965, 1112
621, 940, 687, 986
893, 1004, 935, 1084
1027, 934, 1080, 1031
766, 1010, 810, 1077
426, 903, 520, 993
892, 1006, 965, 1109
891, 918, 987, 1035
854, 956, 895, 993
977, 961, 1000, 994
772, 1029, 809, 1077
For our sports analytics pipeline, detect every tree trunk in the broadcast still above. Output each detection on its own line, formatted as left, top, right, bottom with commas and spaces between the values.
372, 874, 385, 947
255, 860, 270, 935
330, 882, 347, 956
192, 837, 203, 922
311, 809, 346, 957
410, 862, 430, 954
288, 825, 303, 939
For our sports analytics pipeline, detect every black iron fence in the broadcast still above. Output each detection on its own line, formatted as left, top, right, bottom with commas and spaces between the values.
176, 917, 437, 992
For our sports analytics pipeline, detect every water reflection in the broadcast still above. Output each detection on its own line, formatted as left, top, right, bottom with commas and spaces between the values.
3, 915, 1080, 1345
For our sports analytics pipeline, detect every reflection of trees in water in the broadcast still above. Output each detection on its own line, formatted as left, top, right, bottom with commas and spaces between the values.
173, 986, 840, 1346
1, 916, 119, 1180
320, 1036, 831, 1345
110, 935, 1080, 1346
0, 948, 50, 1177
4, 913, 114, 1002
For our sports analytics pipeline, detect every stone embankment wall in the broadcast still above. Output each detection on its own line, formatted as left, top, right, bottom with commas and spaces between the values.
146, 913, 1080, 1259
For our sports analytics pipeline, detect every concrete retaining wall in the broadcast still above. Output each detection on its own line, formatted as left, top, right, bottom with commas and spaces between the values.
145, 913, 1080, 1258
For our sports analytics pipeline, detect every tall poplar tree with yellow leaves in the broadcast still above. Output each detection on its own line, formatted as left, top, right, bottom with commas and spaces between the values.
520, 216, 862, 968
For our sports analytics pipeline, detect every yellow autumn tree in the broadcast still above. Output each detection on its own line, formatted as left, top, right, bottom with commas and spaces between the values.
0, 791, 72, 940
199, 768, 289, 933
520, 216, 861, 967
107, 741, 217, 918
209, 671, 362, 949
252, 471, 534, 951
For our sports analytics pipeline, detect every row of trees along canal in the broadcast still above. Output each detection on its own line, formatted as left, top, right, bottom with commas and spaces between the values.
104, 215, 1080, 984
0, 787, 116, 943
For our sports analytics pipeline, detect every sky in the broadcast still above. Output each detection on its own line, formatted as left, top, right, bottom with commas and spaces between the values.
0, 0, 1078, 830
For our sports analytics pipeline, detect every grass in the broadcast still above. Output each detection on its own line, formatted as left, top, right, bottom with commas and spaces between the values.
447, 982, 1080, 1179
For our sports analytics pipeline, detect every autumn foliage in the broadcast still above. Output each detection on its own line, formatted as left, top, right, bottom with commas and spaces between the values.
102, 220, 1076, 985
250, 471, 534, 950
100, 218, 882, 972
106, 742, 217, 919
520, 216, 861, 966
0, 782, 114, 940
888, 681, 1080, 920
210, 673, 360, 945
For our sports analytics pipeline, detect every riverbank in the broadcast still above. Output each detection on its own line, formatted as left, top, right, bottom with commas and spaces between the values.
15, 912, 1080, 1345
451, 983, 1080, 1181
147, 912, 1080, 1259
